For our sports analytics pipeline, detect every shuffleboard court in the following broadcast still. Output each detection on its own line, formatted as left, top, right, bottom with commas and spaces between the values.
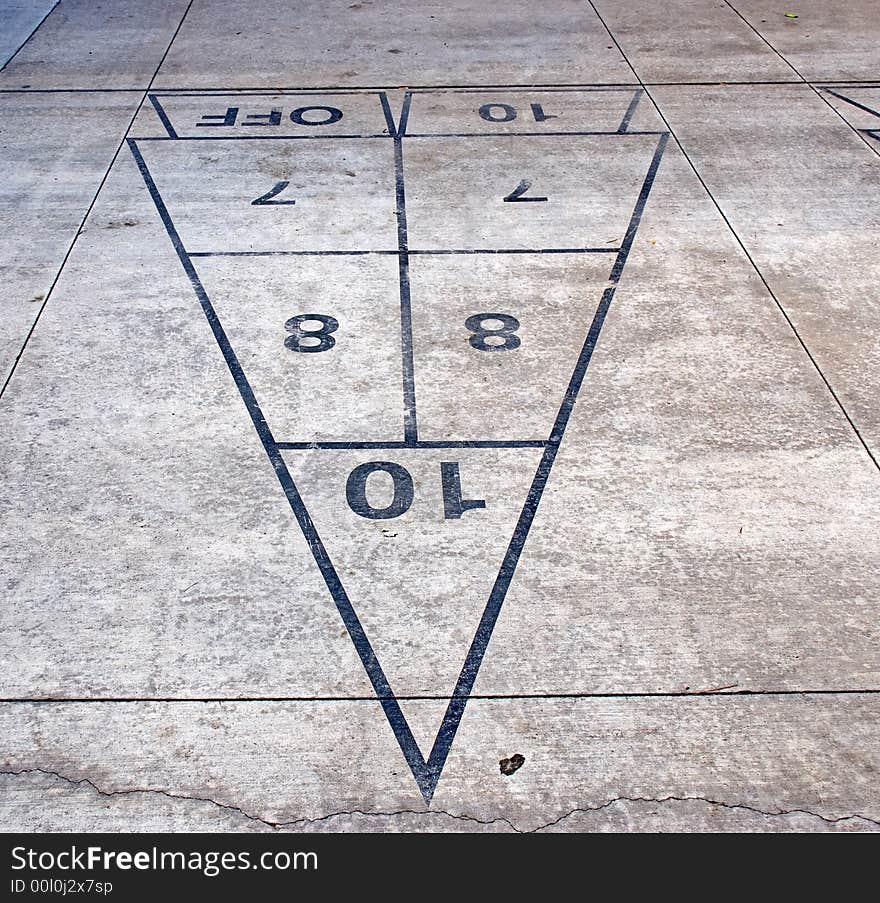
124, 88, 670, 800
1, 1, 879, 833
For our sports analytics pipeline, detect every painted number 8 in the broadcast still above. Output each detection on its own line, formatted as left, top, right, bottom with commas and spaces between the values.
284, 314, 339, 352
465, 313, 521, 352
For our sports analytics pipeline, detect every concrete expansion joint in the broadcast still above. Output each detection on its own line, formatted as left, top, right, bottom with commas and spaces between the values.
3, 767, 879, 832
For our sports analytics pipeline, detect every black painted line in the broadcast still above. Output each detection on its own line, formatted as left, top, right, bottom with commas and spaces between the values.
397, 91, 413, 138
130, 133, 390, 141
409, 247, 620, 255
418, 87, 640, 94
154, 82, 814, 92
0, 0, 60, 72
421, 133, 670, 796
379, 90, 411, 138
128, 138, 435, 802
378, 90, 398, 137
0, 0, 197, 402
188, 250, 399, 257
618, 88, 644, 133
823, 87, 880, 121
154, 90, 388, 98
160, 80, 796, 90
403, 130, 665, 138
276, 440, 547, 450
187, 248, 620, 257
3, 689, 877, 703
151, 83, 645, 92
130, 131, 663, 142
394, 118, 418, 445
148, 93, 177, 139
611, 136, 669, 282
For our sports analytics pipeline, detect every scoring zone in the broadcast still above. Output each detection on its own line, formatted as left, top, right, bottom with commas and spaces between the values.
129, 87, 669, 802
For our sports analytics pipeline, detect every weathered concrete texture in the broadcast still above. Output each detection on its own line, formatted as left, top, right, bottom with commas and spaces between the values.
4, 91, 877, 711
1, 2, 880, 834
1, 697, 877, 832
731, 1, 880, 81
0, 0, 57, 68
0, 0, 190, 89
651, 83, 880, 461
475, 140, 880, 696
152, 0, 636, 89
0, 90, 142, 382
0, 154, 371, 698
591, 0, 796, 83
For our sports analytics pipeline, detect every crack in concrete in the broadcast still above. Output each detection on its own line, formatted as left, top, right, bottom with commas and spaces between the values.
3, 767, 878, 832
529, 795, 880, 831
1, 768, 279, 830
277, 807, 520, 832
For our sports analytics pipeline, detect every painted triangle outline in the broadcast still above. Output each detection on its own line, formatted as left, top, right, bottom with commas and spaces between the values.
126, 120, 668, 803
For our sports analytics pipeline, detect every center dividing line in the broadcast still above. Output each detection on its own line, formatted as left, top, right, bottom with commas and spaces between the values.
393, 115, 418, 444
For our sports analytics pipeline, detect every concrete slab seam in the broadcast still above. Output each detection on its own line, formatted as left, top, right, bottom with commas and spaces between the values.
0, 0, 196, 401
0, 0, 60, 72
588, 0, 880, 473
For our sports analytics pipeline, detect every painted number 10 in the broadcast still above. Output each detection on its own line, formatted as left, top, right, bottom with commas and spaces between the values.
346, 461, 485, 520
478, 102, 557, 123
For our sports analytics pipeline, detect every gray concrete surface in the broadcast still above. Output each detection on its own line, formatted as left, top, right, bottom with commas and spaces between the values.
1, 1, 879, 833
0, 90, 143, 381
0, 0, 190, 89
0, 1, 56, 68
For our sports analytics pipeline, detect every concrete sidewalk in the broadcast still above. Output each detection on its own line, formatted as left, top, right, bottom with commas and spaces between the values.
1, 0, 878, 832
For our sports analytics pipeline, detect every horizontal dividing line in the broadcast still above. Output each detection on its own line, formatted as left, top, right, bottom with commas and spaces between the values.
404, 130, 666, 138
0, 87, 147, 94
130, 131, 665, 141
131, 133, 391, 141
276, 439, 547, 449
189, 250, 398, 257
137, 83, 648, 93
1, 690, 878, 704
4, 81, 879, 95
410, 247, 620, 255
133, 80, 833, 91
152, 90, 387, 97
420, 86, 640, 94
188, 248, 621, 258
